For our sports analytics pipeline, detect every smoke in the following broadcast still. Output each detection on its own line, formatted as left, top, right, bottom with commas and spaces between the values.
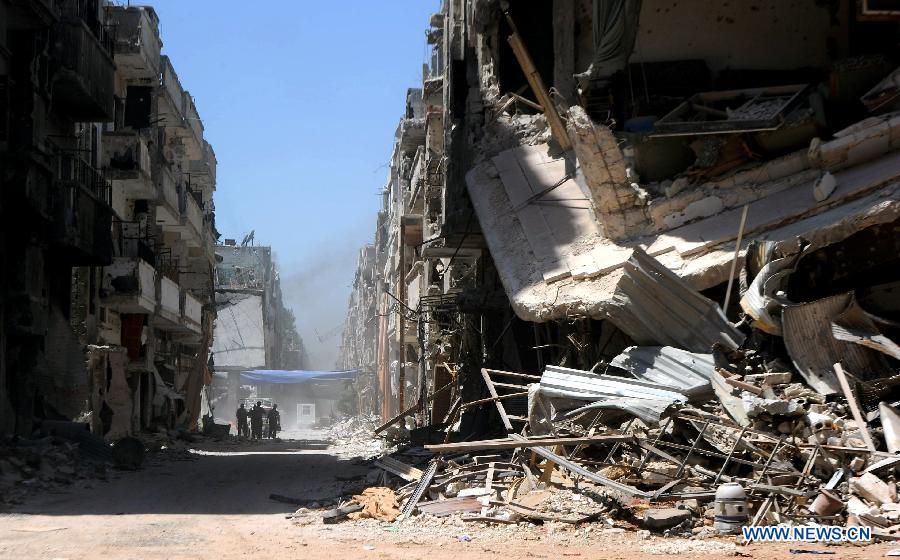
278, 239, 365, 371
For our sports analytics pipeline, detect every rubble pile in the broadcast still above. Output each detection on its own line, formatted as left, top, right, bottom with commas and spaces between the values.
0, 437, 109, 506
326, 414, 388, 458
318, 240, 900, 544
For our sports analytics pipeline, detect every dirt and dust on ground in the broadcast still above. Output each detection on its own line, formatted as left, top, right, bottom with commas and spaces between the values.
0, 420, 895, 560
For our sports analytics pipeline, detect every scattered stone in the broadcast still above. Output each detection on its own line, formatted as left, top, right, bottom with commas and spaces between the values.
813, 171, 837, 202
643, 508, 692, 531
851, 473, 893, 505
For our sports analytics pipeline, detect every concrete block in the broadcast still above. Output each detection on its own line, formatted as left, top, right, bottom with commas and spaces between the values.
643, 508, 692, 531
850, 472, 893, 505
665, 176, 690, 198
813, 171, 837, 202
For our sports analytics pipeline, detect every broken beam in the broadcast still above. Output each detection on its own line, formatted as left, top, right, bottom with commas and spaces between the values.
510, 434, 651, 497
426, 434, 633, 453
374, 380, 454, 434
505, 13, 572, 151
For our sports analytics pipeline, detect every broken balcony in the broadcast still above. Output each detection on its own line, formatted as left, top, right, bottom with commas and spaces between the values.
101, 257, 157, 314
158, 56, 186, 128
106, 6, 162, 80
103, 131, 156, 200
50, 153, 114, 266
51, 17, 115, 122
158, 56, 204, 160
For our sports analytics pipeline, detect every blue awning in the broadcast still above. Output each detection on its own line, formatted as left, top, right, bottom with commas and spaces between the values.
240, 369, 357, 384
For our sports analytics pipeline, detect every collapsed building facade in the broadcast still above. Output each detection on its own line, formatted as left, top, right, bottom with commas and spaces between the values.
340, 0, 900, 435
0, 2, 219, 439
211, 240, 307, 423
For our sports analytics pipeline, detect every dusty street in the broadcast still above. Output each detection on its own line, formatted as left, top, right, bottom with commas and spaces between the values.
0, 433, 893, 560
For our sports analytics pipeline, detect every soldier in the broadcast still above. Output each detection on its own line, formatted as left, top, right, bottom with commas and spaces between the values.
267, 404, 281, 439
249, 401, 264, 439
235, 403, 249, 438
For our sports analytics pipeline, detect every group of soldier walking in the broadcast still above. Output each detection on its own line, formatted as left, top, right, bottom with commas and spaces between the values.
235, 401, 281, 439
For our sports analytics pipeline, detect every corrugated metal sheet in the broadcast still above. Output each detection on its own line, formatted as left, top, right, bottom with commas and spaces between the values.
556, 398, 678, 426
608, 346, 715, 399
532, 363, 691, 426
783, 292, 893, 395
605, 249, 745, 353
831, 296, 900, 360
541, 365, 690, 402
739, 239, 808, 336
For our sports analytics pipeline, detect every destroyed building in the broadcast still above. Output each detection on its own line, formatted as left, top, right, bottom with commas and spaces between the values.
0, 2, 219, 438
211, 240, 307, 422
336, 0, 900, 531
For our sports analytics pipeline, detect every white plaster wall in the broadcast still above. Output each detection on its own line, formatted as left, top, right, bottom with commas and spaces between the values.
138, 260, 156, 304
159, 277, 180, 315
212, 294, 266, 369
183, 292, 202, 325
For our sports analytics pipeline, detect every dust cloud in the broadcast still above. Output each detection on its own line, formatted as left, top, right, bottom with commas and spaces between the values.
279, 241, 363, 371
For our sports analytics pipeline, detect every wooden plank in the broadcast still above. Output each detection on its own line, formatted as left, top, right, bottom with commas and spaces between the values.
481, 368, 513, 432
834, 363, 877, 452
539, 445, 562, 483
417, 497, 483, 516
491, 381, 532, 391
485, 462, 496, 493
398, 462, 438, 523
375, 457, 424, 482
374, 380, 454, 434
322, 503, 363, 524
724, 377, 763, 396
459, 391, 529, 410
483, 369, 543, 381
510, 434, 651, 498
505, 21, 571, 150
426, 434, 633, 453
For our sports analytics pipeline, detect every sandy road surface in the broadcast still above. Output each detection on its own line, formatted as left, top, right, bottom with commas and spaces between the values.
0, 433, 892, 560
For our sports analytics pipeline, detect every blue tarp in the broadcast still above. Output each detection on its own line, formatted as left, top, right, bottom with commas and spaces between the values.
240, 369, 357, 385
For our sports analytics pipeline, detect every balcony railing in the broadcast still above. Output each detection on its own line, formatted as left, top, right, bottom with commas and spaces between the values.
52, 15, 115, 121
55, 151, 111, 204
51, 152, 113, 264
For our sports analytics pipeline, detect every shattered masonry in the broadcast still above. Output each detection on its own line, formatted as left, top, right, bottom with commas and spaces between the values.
336, 0, 900, 537
0, 4, 219, 439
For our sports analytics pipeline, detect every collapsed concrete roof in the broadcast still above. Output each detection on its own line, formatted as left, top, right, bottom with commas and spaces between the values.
467, 115, 900, 324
